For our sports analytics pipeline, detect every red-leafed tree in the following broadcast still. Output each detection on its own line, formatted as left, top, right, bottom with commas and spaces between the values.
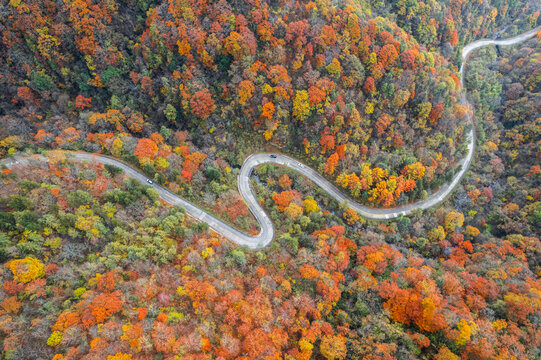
363, 77, 376, 94
429, 103, 444, 126
75, 95, 92, 109
320, 127, 335, 154
401, 50, 417, 70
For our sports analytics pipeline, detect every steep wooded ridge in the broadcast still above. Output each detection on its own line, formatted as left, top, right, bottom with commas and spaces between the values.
2, 0, 539, 211
3, 24, 540, 249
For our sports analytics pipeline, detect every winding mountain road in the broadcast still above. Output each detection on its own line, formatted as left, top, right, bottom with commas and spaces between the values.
3, 26, 540, 249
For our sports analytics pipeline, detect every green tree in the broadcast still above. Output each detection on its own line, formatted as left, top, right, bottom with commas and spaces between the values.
67, 190, 93, 208
164, 104, 177, 122
8, 195, 33, 211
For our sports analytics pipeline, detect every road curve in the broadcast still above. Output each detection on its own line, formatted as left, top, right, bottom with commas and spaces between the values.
2, 26, 540, 249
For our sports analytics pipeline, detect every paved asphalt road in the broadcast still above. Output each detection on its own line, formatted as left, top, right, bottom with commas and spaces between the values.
2, 26, 539, 249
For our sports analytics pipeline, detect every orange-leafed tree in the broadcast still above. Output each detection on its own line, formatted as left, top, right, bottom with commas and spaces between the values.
272, 190, 294, 211
190, 89, 215, 120
429, 103, 444, 126
324, 153, 339, 175
320, 128, 335, 154
107, 353, 133, 360
224, 31, 247, 59
183, 279, 218, 308
318, 25, 337, 47
127, 113, 145, 133
17, 86, 35, 103
279, 174, 292, 189
238, 80, 255, 105
34, 129, 53, 143
182, 151, 207, 181
378, 280, 446, 333
267, 65, 291, 85
299, 264, 320, 280
152, 321, 176, 353
97, 271, 118, 293
134, 138, 158, 159
375, 113, 392, 135
336, 144, 347, 159
308, 86, 326, 106
1, 296, 22, 314
379, 44, 399, 70
242, 328, 274, 358
81, 291, 124, 328
453, 104, 467, 118
261, 102, 275, 119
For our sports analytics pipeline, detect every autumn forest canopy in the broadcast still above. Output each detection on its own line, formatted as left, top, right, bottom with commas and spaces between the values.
0, 0, 540, 358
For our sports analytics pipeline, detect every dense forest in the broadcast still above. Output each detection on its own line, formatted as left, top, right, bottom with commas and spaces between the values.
1, 0, 538, 206
0, 0, 540, 358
